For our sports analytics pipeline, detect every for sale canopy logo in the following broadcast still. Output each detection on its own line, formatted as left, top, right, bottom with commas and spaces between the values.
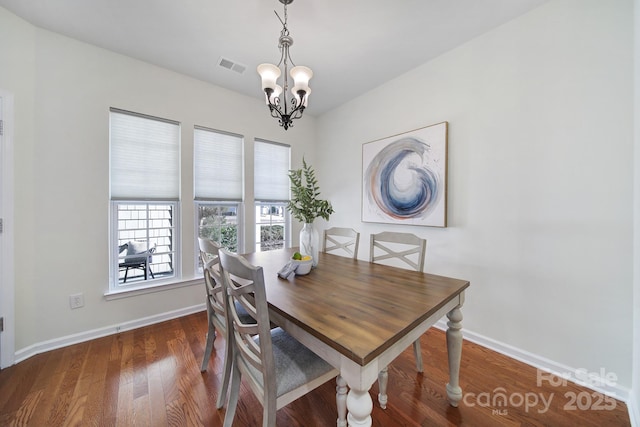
462, 368, 618, 416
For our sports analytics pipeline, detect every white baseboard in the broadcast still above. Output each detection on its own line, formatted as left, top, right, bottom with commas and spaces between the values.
14, 304, 206, 364
434, 320, 634, 420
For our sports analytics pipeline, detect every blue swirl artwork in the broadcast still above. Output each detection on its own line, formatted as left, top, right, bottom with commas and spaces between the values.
363, 123, 446, 226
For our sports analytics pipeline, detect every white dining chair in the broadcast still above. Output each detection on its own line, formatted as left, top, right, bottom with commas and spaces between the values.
219, 248, 341, 427
322, 227, 360, 259
369, 231, 427, 408
197, 237, 252, 409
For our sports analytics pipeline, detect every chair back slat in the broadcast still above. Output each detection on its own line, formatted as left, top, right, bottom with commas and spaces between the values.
323, 227, 360, 259
198, 238, 226, 321
219, 249, 276, 385
369, 231, 426, 272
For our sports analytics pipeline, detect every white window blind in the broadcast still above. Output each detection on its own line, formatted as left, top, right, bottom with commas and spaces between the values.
254, 139, 290, 202
194, 127, 243, 201
110, 109, 180, 200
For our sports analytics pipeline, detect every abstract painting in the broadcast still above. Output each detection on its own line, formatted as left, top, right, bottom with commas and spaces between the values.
362, 122, 448, 227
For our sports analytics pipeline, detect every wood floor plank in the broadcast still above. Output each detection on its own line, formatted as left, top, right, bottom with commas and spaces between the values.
132, 327, 149, 400
116, 366, 134, 427
132, 393, 151, 426
0, 311, 631, 426
24, 343, 90, 427
5, 389, 43, 427
102, 358, 121, 426
80, 336, 113, 425
48, 345, 86, 425
0, 356, 39, 415
66, 339, 107, 426
168, 328, 206, 426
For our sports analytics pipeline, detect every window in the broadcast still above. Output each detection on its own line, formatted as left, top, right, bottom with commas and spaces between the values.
110, 108, 180, 288
194, 127, 243, 268
254, 139, 290, 252
114, 203, 177, 282
255, 202, 286, 252
197, 203, 241, 254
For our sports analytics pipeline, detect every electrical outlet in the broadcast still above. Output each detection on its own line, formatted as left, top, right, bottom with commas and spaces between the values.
69, 293, 84, 309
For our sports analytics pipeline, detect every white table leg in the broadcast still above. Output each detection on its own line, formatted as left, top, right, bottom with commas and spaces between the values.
377, 366, 388, 409
346, 387, 373, 427
336, 375, 347, 427
446, 306, 463, 407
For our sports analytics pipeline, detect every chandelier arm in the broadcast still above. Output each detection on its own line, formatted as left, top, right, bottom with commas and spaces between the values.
289, 105, 305, 121
293, 107, 305, 119
269, 107, 282, 120
288, 96, 300, 111
267, 97, 283, 119
265, 85, 307, 123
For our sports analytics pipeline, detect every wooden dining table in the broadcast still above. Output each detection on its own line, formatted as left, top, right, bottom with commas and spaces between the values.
242, 248, 470, 427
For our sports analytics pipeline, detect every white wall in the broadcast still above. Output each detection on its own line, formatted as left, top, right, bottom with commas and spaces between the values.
0, 6, 317, 352
317, 0, 635, 389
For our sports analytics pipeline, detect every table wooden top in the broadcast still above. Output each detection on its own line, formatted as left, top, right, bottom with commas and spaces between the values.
242, 248, 470, 366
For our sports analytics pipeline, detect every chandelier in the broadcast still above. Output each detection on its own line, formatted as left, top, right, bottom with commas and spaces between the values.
257, 0, 312, 130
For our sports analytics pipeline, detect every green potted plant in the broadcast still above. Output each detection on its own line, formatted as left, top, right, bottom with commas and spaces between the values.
287, 158, 334, 266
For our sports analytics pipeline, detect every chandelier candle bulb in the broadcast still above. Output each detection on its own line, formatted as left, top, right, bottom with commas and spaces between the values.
290, 66, 313, 87
257, 63, 280, 90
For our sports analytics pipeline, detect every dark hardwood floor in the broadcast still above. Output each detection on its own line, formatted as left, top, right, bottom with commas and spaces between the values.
0, 312, 631, 426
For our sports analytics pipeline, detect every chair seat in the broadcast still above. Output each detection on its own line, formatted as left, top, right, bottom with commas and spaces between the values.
120, 256, 147, 266
248, 327, 336, 397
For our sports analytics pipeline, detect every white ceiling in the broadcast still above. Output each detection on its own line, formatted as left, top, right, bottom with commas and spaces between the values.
0, 0, 548, 116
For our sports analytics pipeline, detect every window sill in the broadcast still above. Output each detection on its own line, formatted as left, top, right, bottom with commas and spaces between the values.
104, 277, 203, 301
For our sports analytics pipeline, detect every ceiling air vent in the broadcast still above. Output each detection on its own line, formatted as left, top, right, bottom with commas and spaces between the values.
218, 57, 246, 75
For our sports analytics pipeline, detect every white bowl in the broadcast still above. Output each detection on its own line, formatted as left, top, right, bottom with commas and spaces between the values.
292, 258, 313, 275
